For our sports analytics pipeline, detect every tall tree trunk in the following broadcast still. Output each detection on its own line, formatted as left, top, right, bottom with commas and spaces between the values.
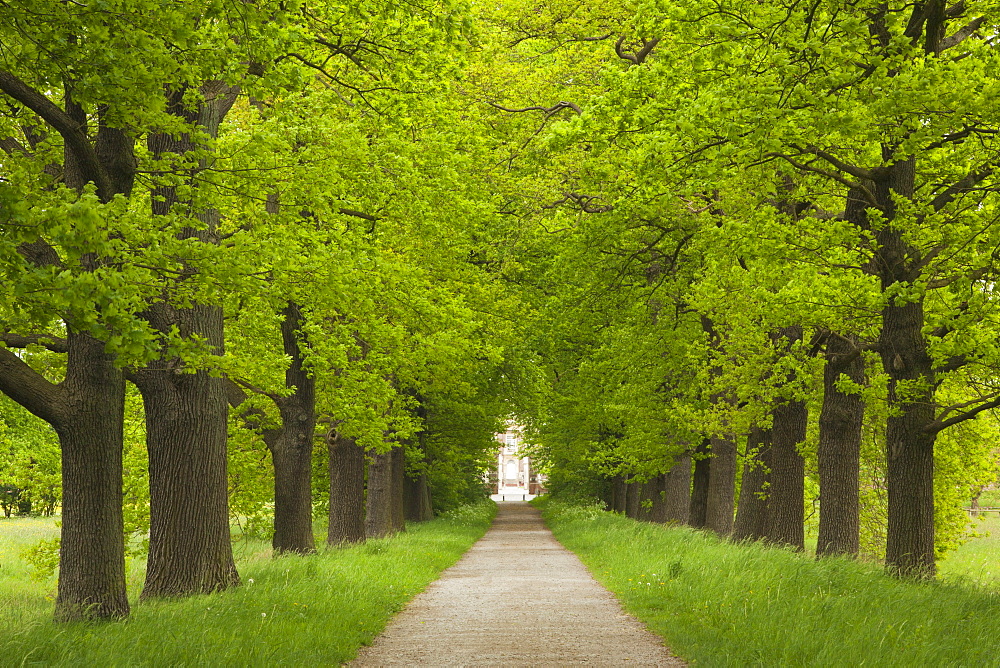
706, 435, 736, 536
764, 399, 807, 550
403, 414, 434, 523
56, 333, 129, 620
610, 475, 627, 513
0, 334, 129, 620
327, 431, 365, 545
135, 305, 239, 598
882, 297, 936, 576
266, 303, 316, 555
662, 453, 691, 524
0, 99, 136, 620
624, 479, 640, 519
638, 479, 656, 522
366, 449, 396, 539
137, 82, 240, 599
689, 439, 711, 528
404, 472, 434, 522
872, 158, 937, 577
648, 474, 668, 523
390, 446, 406, 533
817, 333, 865, 558
733, 427, 770, 541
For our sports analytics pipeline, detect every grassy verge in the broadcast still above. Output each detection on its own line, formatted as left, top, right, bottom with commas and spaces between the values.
537, 498, 1000, 667
939, 513, 1000, 586
0, 500, 495, 666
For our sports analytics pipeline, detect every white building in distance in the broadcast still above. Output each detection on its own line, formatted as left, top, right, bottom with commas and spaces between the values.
493, 424, 546, 495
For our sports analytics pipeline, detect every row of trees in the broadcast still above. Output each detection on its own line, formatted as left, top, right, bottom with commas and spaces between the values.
0, 0, 536, 622
5, 0, 1000, 624
498, 0, 1000, 578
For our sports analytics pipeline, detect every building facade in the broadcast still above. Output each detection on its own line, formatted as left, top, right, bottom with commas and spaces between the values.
494, 424, 546, 495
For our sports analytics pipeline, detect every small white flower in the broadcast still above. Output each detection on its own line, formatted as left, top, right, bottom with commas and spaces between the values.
248, 578, 254, 585
261, 612, 267, 617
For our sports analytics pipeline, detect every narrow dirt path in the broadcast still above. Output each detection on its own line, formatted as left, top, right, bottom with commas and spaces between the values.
352, 502, 685, 666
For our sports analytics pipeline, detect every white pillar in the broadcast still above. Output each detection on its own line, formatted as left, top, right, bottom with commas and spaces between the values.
497, 451, 503, 493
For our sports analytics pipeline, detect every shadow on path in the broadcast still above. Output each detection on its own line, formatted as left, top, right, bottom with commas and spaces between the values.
352, 502, 685, 666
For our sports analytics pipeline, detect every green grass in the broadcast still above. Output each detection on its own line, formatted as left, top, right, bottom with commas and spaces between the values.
0, 501, 495, 666
538, 498, 1000, 667
939, 513, 1000, 586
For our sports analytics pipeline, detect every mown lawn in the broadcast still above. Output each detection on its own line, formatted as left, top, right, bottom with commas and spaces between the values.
0, 501, 494, 666
539, 499, 1000, 667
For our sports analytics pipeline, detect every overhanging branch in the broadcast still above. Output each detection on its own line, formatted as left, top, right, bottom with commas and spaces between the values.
0, 70, 112, 200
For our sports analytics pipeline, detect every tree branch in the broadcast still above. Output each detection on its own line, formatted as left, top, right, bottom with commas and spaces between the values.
0, 333, 68, 353
765, 152, 878, 204
939, 16, 985, 51
0, 69, 112, 201
486, 100, 582, 116
931, 165, 995, 211
0, 346, 62, 424
338, 207, 378, 221
925, 394, 1000, 434
792, 144, 877, 180
615, 36, 661, 65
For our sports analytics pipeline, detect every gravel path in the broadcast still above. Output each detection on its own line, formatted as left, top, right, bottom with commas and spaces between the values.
352, 502, 685, 666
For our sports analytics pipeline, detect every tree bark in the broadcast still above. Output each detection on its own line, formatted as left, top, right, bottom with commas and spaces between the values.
404, 472, 434, 522
610, 475, 627, 513
764, 399, 807, 550
136, 83, 240, 598
265, 303, 316, 555
647, 474, 668, 523
662, 453, 691, 524
689, 439, 711, 528
56, 334, 129, 620
366, 449, 396, 539
134, 305, 239, 598
817, 333, 865, 558
390, 446, 407, 533
733, 427, 770, 541
624, 479, 640, 519
706, 435, 736, 536
872, 158, 937, 577
638, 479, 656, 522
327, 431, 365, 545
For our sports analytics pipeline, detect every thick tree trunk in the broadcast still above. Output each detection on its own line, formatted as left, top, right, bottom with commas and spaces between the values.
624, 479, 640, 519
638, 479, 656, 522
404, 472, 434, 522
366, 449, 396, 539
733, 427, 770, 541
267, 304, 316, 555
610, 475, 627, 513
872, 158, 937, 578
390, 446, 406, 532
648, 474, 668, 523
0, 335, 130, 622
55, 333, 129, 620
882, 298, 936, 576
662, 453, 691, 524
0, 105, 136, 620
137, 83, 240, 598
135, 306, 239, 598
706, 435, 736, 536
764, 400, 807, 550
327, 432, 365, 545
689, 439, 711, 528
817, 333, 865, 558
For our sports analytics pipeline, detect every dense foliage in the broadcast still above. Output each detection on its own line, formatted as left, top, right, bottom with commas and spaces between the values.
2, 0, 1000, 621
